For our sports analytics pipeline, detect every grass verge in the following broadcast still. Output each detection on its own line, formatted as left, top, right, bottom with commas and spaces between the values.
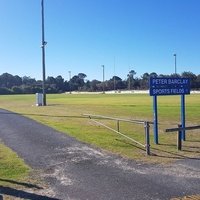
0, 142, 30, 187
0, 143, 52, 199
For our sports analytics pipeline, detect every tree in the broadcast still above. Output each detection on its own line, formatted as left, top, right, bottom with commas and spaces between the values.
89, 79, 101, 91
133, 78, 140, 89
22, 76, 36, 85
149, 72, 158, 77
196, 74, 200, 89
0, 71, 199, 94
55, 75, 65, 92
181, 71, 197, 88
70, 75, 85, 91
0, 87, 11, 94
0, 73, 17, 88
13, 75, 22, 86
46, 76, 56, 84
12, 86, 23, 94
78, 73, 87, 80
109, 76, 124, 90
127, 70, 136, 90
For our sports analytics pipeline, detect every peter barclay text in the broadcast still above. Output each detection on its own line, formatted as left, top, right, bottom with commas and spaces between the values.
151, 78, 189, 86
149, 77, 190, 96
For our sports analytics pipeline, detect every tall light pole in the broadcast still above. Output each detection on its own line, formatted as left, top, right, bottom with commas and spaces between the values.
114, 57, 116, 91
102, 65, 105, 94
129, 70, 131, 90
68, 71, 71, 94
174, 53, 177, 74
41, 0, 47, 106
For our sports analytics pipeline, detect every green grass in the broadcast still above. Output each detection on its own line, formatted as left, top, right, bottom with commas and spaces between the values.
0, 142, 30, 184
0, 143, 46, 199
0, 93, 200, 163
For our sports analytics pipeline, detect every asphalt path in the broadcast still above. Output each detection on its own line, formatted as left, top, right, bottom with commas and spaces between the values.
0, 109, 199, 200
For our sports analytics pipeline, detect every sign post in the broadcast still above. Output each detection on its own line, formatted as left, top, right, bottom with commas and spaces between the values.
153, 95, 158, 144
181, 95, 186, 140
149, 77, 190, 144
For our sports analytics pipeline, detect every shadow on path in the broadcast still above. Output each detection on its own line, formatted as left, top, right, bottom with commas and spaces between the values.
0, 186, 59, 200
0, 178, 43, 189
0, 178, 59, 199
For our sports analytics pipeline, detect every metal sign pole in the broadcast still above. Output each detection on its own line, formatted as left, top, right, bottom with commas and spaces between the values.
153, 95, 158, 144
181, 94, 186, 140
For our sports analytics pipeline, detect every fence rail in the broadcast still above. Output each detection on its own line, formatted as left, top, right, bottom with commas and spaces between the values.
166, 125, 200, 132
83, 114, 152, 155
83, 114, 154, 125
165, 124, 200, 150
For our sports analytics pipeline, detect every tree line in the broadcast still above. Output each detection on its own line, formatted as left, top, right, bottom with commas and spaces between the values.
0, 71, 199, 94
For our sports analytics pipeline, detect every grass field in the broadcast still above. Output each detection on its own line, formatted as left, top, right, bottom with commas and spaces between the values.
0, 93, 200, 164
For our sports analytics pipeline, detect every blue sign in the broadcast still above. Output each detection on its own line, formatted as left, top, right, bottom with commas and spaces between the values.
149, 77, 190, 96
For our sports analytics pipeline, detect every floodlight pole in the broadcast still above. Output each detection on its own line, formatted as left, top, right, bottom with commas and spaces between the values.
114, 57, 116, 91
129, 70, 131, 90
174, 53, 177, 74
68, 71, 71, 94
41, 0, 47, 106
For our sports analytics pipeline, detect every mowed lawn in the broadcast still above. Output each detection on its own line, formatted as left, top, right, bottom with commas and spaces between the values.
0, 93, 200, 163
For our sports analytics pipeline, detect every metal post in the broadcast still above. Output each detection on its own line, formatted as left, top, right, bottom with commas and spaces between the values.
144, 121, 150, 155
41, 0, 47, 106
174, 53, 177, 74
177, 124, 182, 150
181, 94, 186, 140
153, 95, 158, 144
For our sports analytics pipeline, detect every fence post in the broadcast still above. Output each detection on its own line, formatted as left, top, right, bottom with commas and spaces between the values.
144, 121, 150, 155
177, 124, 182, 150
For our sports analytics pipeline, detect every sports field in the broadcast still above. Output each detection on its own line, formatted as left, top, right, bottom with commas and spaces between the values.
0, 93, 200, 163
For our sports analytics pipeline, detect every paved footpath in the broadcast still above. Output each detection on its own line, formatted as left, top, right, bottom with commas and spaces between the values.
0, 109, 199, 200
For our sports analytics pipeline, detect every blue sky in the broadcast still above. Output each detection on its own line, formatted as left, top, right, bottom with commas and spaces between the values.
0, 0, 199, 81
